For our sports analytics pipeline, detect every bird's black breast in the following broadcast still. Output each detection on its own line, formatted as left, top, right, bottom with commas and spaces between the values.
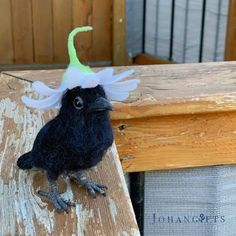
65, 112, 114, 170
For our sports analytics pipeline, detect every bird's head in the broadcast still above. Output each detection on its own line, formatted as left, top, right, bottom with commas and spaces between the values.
60, 85, 112, 116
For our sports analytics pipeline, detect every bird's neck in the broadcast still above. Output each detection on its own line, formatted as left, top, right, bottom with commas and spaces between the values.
58, 111, 111, 128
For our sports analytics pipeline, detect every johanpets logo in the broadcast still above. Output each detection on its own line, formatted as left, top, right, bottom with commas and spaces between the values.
151, 213, 226, 224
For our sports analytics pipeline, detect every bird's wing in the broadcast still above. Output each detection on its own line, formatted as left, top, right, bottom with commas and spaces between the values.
33, 117, 66, 151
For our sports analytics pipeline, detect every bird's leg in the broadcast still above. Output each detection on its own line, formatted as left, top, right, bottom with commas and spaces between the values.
38, 178, 75, 213
68, 171, 107, 198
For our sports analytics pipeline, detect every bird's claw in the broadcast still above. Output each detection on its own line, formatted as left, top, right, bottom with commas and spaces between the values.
68, 171, 108, 198
38, 190, 75, 213
83, 181, 108, 198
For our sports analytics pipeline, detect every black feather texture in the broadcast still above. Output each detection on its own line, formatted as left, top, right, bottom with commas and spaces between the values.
17, 85, 114, 180
17, 152, 33, 169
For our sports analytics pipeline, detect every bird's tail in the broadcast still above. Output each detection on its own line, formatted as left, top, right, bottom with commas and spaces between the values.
17, 152, 33, 169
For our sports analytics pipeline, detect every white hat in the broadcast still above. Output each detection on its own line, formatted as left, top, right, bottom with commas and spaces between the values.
22, 26, 140, 110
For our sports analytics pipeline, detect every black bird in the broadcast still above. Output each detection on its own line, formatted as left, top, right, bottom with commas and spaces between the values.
17, 85, 113, 212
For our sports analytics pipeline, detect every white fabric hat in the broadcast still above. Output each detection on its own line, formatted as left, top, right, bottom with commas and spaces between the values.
22, 26, 140, 110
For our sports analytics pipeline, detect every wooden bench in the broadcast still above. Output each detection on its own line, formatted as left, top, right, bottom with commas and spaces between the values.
0, 73, 139, 235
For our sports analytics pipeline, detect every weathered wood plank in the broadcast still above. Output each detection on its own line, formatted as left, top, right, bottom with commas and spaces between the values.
5, 61, 236, 118
11, 0, 34, 64
0, 73, 139, 235
5, 61, 236, 172
32, 0, 53, 63
113, 111, 236, 172
0, 0, 13, 64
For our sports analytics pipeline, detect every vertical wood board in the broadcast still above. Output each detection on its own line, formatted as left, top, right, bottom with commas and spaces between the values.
53, 0, 72, 63
225, 0, 236, 60
11, 0, 34, 64
112, 0, 128, 66
72, 0, 93, 62
92, 0, 112, 61
32, 0, 53, 63
0, 0, 13, 64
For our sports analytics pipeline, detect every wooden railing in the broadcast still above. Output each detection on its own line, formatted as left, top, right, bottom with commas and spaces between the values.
4, 61, 236, 172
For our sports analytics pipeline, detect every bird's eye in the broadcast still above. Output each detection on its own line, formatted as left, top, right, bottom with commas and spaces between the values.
73, 96, 84, 110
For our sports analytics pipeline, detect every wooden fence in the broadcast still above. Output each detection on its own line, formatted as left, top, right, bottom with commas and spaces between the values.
0, 0, 127, 66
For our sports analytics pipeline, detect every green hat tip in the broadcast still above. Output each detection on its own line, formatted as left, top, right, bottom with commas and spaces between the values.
68, 26, 93, 73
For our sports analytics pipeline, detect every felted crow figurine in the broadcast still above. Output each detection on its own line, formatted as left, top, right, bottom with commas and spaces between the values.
17, 26, 139, 212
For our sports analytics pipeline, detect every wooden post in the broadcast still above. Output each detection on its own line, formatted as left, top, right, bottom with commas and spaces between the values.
112, 0, 130, 66
225, 0, 236, 60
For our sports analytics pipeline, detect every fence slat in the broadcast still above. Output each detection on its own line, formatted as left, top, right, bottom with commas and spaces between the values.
53, 0, 72, 63
225, 0, 236, 60
0, 0, 13, 64
112, 0, 128, 66
92, 0, 112, 62
32, 0, 53, 63
72, 0, 93, 62
11, 0, 34, 64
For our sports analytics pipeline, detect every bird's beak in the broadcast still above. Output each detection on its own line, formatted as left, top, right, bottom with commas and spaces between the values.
89, 97, 113, 112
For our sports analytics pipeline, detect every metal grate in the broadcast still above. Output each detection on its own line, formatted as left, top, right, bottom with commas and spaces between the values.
141, 0, 229, 63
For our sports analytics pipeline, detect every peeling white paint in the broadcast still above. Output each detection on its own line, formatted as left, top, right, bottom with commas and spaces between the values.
131, 228, 142, 236
0, 173, 55, 236
0, 90, 55, 235
97, 209, 103, 226
121, 229, 141, 236
108, 197, 117, 224
76, 204, 94, 236
61, 177, 74, 203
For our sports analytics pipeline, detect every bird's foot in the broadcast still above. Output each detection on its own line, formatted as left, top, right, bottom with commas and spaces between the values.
38, 180, 75, 213
82, 181, 107, 198
69, 171, 108, 198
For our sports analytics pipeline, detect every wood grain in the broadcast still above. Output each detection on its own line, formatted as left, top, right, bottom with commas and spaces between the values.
225, 0, 236, 60
0, 0, 13, 64
0, 0, 117, 65
53, 0, 72, 63
5, 61, 236, 172
92, 0, 112, 61
6, 61, 236, 118
11, 0, 34, 64
113, 112, 236, 172
112, 0, 129, 66
72, 0, 93, 62
0, 73, 139, 235
32, 0, 54, 63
